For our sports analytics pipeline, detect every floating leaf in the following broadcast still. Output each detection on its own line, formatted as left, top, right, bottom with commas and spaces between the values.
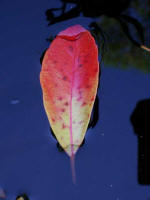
40, 25, 99, 182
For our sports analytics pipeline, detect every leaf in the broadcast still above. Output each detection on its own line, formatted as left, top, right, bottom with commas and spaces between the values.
40, 25, 99, 159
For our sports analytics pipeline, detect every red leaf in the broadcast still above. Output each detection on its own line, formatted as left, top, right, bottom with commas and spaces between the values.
40, 25, 100, 182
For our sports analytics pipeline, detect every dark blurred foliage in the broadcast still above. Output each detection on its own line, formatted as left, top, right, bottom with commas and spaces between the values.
45, 0, 150, 72
130, 99, 150, 184
100, 0, 150, 72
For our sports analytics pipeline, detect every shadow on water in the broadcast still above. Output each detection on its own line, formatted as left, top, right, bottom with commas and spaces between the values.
130, 99, 150, 185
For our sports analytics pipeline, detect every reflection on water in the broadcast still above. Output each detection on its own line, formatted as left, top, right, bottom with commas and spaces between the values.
45, 0, 150, 72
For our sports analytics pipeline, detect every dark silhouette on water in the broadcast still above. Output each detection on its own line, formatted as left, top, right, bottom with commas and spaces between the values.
130, 99, 150, 185
46, 0, 130, 21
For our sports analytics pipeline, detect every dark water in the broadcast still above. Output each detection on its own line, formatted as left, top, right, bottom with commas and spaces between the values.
0, 0, 150, 199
